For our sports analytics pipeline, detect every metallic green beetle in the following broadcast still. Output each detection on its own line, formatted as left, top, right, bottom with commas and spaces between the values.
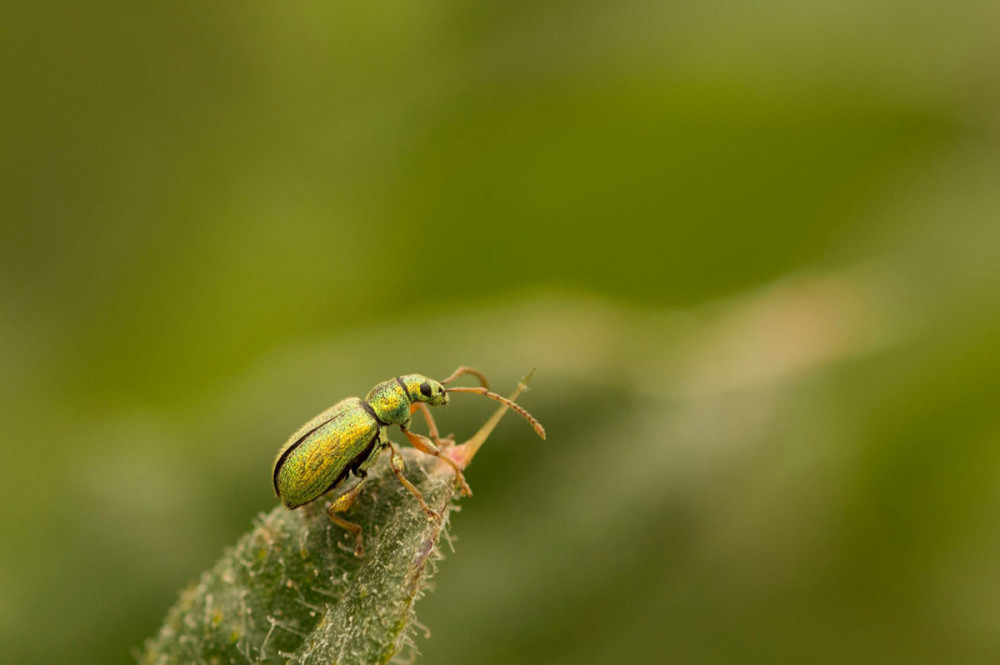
272, 366, 545, 555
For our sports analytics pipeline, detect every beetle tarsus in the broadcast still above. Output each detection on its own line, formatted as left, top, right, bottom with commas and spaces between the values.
401, 426, 473, 497
326, 510, 365, 557
327, 477, 368, 556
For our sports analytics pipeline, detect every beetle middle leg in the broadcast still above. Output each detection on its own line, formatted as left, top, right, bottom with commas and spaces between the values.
387, 441, 442, 522
327, 475, 368, 556
400, 425, 473, 497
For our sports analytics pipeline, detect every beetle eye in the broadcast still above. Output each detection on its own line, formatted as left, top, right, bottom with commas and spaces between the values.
419, 382, 432, 397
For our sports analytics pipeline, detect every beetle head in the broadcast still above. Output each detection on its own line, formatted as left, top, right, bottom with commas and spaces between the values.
402, 374, 449, 406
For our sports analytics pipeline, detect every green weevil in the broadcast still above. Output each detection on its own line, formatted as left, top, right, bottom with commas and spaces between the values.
272, 366, 545, 556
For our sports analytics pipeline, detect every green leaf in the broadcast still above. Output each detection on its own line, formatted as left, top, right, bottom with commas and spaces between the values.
140, 382, 530, 665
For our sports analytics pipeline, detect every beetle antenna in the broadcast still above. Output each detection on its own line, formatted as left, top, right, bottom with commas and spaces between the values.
445, 386, 546, 439
440, 366, 490, 389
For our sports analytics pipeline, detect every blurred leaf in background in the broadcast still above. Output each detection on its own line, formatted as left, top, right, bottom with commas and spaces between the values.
1, 0, 999, 664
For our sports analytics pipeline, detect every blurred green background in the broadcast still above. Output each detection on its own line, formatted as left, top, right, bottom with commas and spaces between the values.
3, 1, 1000, 664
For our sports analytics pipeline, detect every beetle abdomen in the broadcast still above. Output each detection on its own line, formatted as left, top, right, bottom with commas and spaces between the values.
273, 397, 379, 508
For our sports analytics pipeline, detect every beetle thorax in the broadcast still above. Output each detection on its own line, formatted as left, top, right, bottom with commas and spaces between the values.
364, 378, 412, 426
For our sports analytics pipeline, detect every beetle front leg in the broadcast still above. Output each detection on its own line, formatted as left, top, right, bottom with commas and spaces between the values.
327, 476, 368, 557
412, 402, 455, 448
400, 425, 473, 497
440, 366, 490, 389
388, 442, 442, 522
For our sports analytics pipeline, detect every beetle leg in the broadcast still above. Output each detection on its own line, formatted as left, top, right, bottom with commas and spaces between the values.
400, 425, 473, 497
387, 442, 442, 522
327, 476, 368, 556
356, 434, 386, 472
414, 402, 455, 448
440, 366, 490, 389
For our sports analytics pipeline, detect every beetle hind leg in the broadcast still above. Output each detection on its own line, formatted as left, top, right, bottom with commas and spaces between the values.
327, 476, 368, 556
